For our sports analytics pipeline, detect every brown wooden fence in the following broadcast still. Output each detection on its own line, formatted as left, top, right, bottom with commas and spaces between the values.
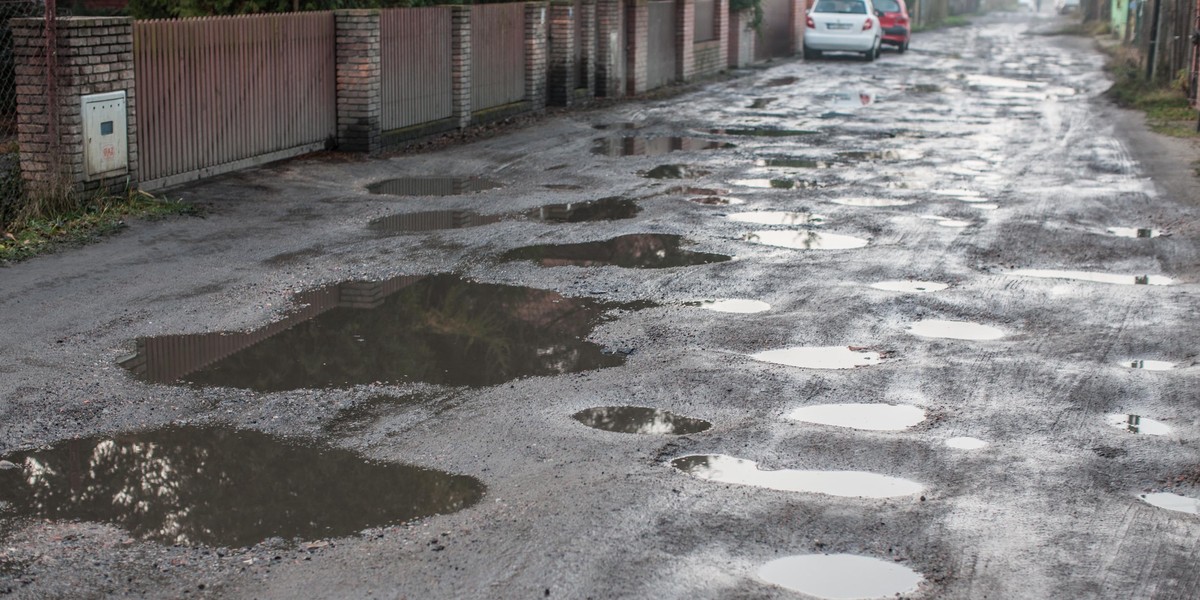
380, 8, 454, 131
471, 3, 527, 111
134, 13, 337, 189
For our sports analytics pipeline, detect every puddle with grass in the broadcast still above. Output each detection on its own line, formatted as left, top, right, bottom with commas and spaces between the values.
0, 426, 485, 548
710, 127, 820, 137
727, 211, 826, 226
946, 437, 988, 450
500, 234, 731, 269
670, 455, 923, 498
525, 197, 641, 223
367, 177, 502, 196
370, 210, 508, 233
829, 197, 914, 207
1107, 414, 1170, 436
691, 299, 771, 314
687, 196, 745, 206
572, 406, 712, 435
1106, 227, 1161, 238
1127, 360, 1176, 370
908, 319, 1004, 340
1009, 269, 1174, 286
121, 274, 640, 392
593, 137, 733, 156
758, 554, 923, 599
642, 164, 711, 179
786, 403, 925, 431
742, 230, 869, 250
870, 280, 949, 293
751, 346, 886, 370
1140, 492, 1200, 515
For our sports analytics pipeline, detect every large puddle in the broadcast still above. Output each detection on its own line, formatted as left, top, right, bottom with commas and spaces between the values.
829, 197, 915, 207
0, 426, 485, 548
1009, 269, 1174, 286
592, 137, 733, 156
870, 280, 949, 293
786, 403, 926, 431
727, 211, 827, 226
500, 234, 731, 269
751, 346, 886, 370
758, 554, 923, 599
367, 177, 502, 196
1107, 414, 1170, 436
908, 319, 1005, 340
1140, 492, 1200, 515
371, 197, 641, 233
120, 275, 638, 391
670, 455, 924, 498
572, 406, 712, 435
525, 197, 642, 223
370, 210, 508, 233
742, 230, 869, 250
692, 299, 771, 314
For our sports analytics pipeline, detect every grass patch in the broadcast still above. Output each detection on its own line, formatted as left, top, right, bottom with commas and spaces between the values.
0, 189, 199, 263
1105, 55, 1200, 139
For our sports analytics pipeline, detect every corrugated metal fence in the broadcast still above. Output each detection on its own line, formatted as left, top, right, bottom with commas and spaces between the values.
380, 7, 453, 130
647, 0, 677, 89
134, 13, 337, 188
471, 3, 527, 111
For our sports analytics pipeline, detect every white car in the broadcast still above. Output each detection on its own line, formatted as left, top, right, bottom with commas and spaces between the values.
803, 0, 883, 62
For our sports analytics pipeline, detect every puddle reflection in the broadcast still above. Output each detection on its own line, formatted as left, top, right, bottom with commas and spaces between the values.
727, 211, 826, 226
367, 177, 502, 196
592, 137, 733, 156
829, 197, 914, 207
642, 164, 711, 179
500, 234, 731, 269
786, 403, 926, 431
1140, 492, 1200, 515
687, 196, 745, 206
751, 346, 886, 369
1107, 414, 1170, 436
1106, 227, 1161, 238
710, 127, 820, 137
370, 210, 507, 233
573, 406, 711, 435
758, 554, 923, 598
742, 230, 869, 250
524, 197, 642, 223
671, 454, 924, 498
1009, 269, 1174, 286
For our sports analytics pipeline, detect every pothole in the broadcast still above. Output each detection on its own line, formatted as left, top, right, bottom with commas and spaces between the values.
786, 403, 926, 431
1140, 492, 1200, 515
642, 164, 711, 179
500, 234, 731, 269
1009, 269, 1174, 286
728, 178, 806, 189
691, 299, 771, 313
0, 426, 485, 548
829, 197, 914, 207
572, 406, 712, 435
945, 437, 988, 450
710, 127, 820, 137
1127, 359, 1176, 370
525, 197, 642, 223
757, 554, 923, 599
367, 177, 502, 196
687, 196, 745, 206
1107, 414, 1170, 436
592, 137, 734, 156
370, 210, 507, 233
835, 149, 922, 161
763, 76, 799, 86
727, 211, 827, 226
120, 274, 640, 391
908, 319, 1005, 340
670, 455, 924, 498
1106, 227, 1161, 238
750, 346, 886, 369
742, 230, 869, 250
870, 280, 949, 293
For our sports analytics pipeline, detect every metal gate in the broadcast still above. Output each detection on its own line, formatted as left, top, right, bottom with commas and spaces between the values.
380, 7, 453, 131
646, 0, 676, 90
756, 0, 794, 60
471, 3, 527, 111
134, 13, 337, 188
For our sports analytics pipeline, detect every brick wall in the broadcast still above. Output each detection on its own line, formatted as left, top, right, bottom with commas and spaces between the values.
12, 16, 137, 196
548, 1, 576, 105
625, 0, 648, 95
578, 0, 597, 96
595, 0, 625, 97
675, 0, 695, 80
525, 2, 549, 110
693, 0, 728, 78
791, 0, 804, 53
334, 10, 381, 154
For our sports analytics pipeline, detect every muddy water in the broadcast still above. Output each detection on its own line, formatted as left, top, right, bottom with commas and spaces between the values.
671, 454, 924, 498
1106, 414, 1170, 436
572, 406, 711, 435
500, 234, 731, 269
0, 426, 485, 548
367, 177, 502, 196
592, 137, 733, 156
370, 210, 508, 233
751, 346, 886, 370
727, 211, 827, 226
758, 554, 923, 598
908, 320, 1005, 341
786, 403, 926, 431
121, 275, 637, 391
1140, 492, 1200, 515
1009, 269, 1174, 286
524, 197, 641, 223
742, 230, 869, 250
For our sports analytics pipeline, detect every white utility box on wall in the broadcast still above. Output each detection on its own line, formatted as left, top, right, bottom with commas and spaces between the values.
81, 91, 128, 180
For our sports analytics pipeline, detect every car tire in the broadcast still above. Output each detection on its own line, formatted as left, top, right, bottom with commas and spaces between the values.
899, 40, 908, 53
864, 46, 876, 62
875, 42, 882, 59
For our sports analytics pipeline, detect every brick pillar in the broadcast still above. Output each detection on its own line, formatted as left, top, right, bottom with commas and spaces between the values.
334, 10, 381, 153
525, 2, 549, 110
675, 0, 696, 81
11, 17, 137, 197
791, 0, 804, 53
579, 0, 597, 97
595, 0, 625, 97
625, 0, 649, 95
450, 6, 472, 128
548, 1, 576, 106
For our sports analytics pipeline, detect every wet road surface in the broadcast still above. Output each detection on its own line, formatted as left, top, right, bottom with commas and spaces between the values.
3, 11, 1200, 599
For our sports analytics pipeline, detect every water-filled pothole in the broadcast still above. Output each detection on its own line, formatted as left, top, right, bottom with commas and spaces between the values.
1009, 269, 1174, 286
742, 230, 869, 250
0, 426, 485, 548
729, 178, 813, 189
870, 280, 949, 293
1107, 414, 1170, 436
572, 406, 712, 435
687, 196, 745, 206
642, 164, 711, 179
121, 275, 639, 391
691, 299, 771, 313
763, 76, 799, 87
670, 455, 923, 498
945, 437, 988, 450
500, 234, 731, 269
1106, 227, 1161, 238
368, 177, 502, 196
1127, 360, 1176, 370
908, 320, 1004, 340
829, 197, 914, 207
1140, 492, 1200, 515
727, 211, 827, 226
370, 210, 508, 233
921, 215, 972, 228
525, 197, 641, 223
751, 346, 886, 369
710, 127, 820, 137
748, 97, 776, 109
786, 403, 925, 431
758, 554, 923, 599
592, 137, 734, 156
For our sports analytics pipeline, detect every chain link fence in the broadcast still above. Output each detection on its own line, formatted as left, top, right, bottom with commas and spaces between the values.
0, 0, 47, 232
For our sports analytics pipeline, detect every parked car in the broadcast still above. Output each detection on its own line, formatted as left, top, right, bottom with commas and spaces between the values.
804, 0, 883, 62
873, 0, 910, 53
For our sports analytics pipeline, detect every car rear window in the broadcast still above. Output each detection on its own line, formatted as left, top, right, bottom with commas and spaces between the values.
875, 0, 901, 11
813, 0, 868, 13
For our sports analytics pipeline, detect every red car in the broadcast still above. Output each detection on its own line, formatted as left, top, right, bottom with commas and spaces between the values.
873, 0, 911, 52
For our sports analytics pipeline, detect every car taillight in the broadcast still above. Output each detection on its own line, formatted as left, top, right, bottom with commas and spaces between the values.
898, 16, 908, 24
806, 15, 815, 28
862, 18, 874, 30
